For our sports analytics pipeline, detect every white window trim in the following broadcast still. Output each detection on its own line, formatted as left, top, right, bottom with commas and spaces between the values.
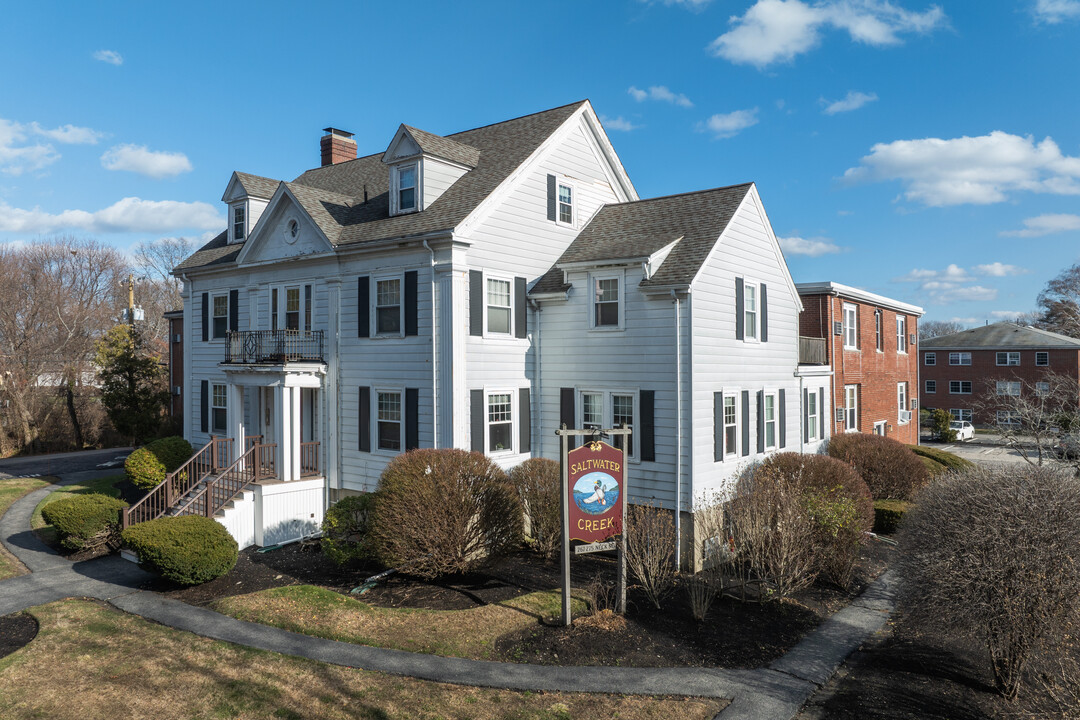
485, 388, 517, 456
949, 352, 972, 366
723, 392, 740, 459
896, 316, 907, 354
211, 383, 228, 435
925, 380, 937, 393
842, 303, 858, 350
762, 388, 779, 451
268, 283, 314, 334
390, 161, 421, 216
844, 384, 858, 432
950, 408, 973, 423
995, 351, 1020, 366
897, 382, 909, 424
231, 203, 246, 243
1036, 381, 1051, 396
806, 390, 819, 443
577, 388, 640, 462
874, 310, 883, 353
743, 279, 761, 343
996, 381, 1021, 397
589, 270, 625, 331
556, 178, 575, 228
211, 293, 229, 340
373, 387, 404, 456
482, 272, 515, 339
371, 273, 405, 338
996, 410, 1020, 427
925, 352, 936, 365
949, 381, 972, 395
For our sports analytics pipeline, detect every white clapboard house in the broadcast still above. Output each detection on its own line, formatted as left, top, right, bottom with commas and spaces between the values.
161, 100, 831, 563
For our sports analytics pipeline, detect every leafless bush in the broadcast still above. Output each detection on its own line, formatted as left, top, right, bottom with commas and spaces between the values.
508, 458, 560, 561
1021, 639, 1080, 720
683, 571, 721, 621
585, 572, 617, 614
369, 449, 523, 579
625, 503, 676, 609
827, 432, 929, 501
897, 465, 1080, 702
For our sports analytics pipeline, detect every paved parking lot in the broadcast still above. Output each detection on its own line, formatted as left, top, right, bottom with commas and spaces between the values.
922, 433, 1067, 468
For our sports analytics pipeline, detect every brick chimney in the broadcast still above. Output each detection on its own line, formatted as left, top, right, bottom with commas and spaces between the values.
320, 127, 356, 167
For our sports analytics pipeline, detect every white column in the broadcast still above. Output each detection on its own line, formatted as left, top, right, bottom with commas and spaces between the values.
276, 384, 290, 481
290, 386, 302, 482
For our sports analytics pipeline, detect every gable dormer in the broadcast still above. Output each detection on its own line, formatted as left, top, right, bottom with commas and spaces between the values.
382, 124, 479, 216
221, 171, 279, 244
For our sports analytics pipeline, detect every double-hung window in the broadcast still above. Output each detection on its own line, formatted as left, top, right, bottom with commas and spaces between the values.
592, 275, 621, 328
376, 278, 402, 335
996, 410, 1020, 427
806, 391, 818, 440
926, 380, 937, 393
925, 352, 936, 365
398, 164, 417, 213
579, 389, 637, 460
212, 294, 229, 339
897, 316, 907, 353
875, 310, 883, 352
844, 385, 858, 431
271, 283, 314, 333
232, 205, 245, 241
950, 408, 973, 423
763, 392, 777, 449
949, 352, 971, 365
897, 382, 909, 423
723, 395, 738, 457
612, 393, 634, 457
996, 352, 1020, 366
376, 391, 402, 451
486, 278, 512, 335
557, 183, 573, 225
997, 381, 1021, 396
950, 381, 971, 394
1036, 351, 1049, 366
487, 392, 514, 453
843, 303, 858, 349
211, 383, 228, 435
1036, 381, 1050, 396
744, 284, 758, 340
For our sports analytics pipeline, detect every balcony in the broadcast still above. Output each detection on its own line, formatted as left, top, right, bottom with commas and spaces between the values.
799, 336, 828, 365
225, 330, 325, 364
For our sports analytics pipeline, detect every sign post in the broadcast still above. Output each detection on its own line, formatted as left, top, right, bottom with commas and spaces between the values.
556, 425, 631, 626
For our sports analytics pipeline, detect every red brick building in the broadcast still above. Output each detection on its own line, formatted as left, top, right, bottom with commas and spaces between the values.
797, 282, 924, 444
919, 322, 1080, 426
164, 310, 184, 421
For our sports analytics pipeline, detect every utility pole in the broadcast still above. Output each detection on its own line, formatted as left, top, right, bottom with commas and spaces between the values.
126, 273, 136, 327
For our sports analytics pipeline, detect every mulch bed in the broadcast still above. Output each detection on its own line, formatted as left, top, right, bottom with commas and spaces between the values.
159, 537, 895, 669
0, 613, 38, 659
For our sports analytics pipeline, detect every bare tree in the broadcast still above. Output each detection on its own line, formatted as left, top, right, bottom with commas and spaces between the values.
919, 319, 968, 340
132, 236, 193, 349
1036, 264, 1080, 339
975, 372, 1080, 470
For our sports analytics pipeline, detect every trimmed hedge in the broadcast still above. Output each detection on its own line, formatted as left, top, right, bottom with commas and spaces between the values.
125, 436, 193, 490
828, 433, 929, 501
509, 458, 560, 561
321, 494, 376, 566
122, 515, 238, 585
873, 499, 912, 534
908, 445, 975, 474
40, 493, 127, 551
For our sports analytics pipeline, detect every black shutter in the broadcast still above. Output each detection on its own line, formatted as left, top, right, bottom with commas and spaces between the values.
229, 289, 239, 332
358, 387, 370, 452
404, 271, 418, 336
760, 284, 768, 342
713, 392, 723, 462
469, 270, 483, 337
757, 391, 765, 454
201, 293, 209, 342
640, 390, 655, 462
471, 389, 484, 452
804, 388, 810, 443
357, 277, 370, 338
514, 277, 527, 339
741, 390, 750, 457
405, 388, 419, 450
735, 278, 744, 340
819, 388, 825, 439
519, 387, 531, 453
560, 387, 576, 451
778, 388, 786, 448
546, 174, 557, 221
200, 380, 208, 433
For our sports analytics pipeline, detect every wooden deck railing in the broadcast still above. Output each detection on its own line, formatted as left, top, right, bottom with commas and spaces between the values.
171, 441, 278, 520
122, 436, 233, 529
300, 441, 320, 478
798, 336, 828, 365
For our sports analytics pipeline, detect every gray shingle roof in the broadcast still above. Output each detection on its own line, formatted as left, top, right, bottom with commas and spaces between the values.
177, 101, 587, 272
402, 125, 480, 168
921, 321, 1080, 349
531, 183, 753, 294
234, 172, 280, 199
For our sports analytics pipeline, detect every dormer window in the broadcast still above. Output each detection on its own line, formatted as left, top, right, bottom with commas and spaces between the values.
232, 205, 246, 241
392, 163, 418, 215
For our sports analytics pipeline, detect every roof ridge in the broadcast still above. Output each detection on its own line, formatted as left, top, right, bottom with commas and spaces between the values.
444, 100, 588, 139
610, 182, 754, 206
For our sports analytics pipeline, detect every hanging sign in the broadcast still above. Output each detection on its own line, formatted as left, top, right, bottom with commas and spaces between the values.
567, 440, 625, 544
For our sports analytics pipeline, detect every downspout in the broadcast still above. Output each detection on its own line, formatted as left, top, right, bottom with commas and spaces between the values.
423, 240, 437, 447
671, 289, 682, 570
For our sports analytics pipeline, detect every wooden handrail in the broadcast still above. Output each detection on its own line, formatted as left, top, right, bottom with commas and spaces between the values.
300, 441, 320, 478
122, 437, 233, 529
171, 441, 278, 521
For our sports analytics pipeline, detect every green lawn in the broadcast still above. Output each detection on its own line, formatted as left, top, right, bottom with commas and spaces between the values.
0, 477, 54, 579
30, 473, 125, 545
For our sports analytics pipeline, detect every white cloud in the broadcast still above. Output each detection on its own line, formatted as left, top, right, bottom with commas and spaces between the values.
896, 263, 971, 284
644, 0, 714, 9
709, 0, 946, 68
990, 310, 1026, 319
940, 285, 998, 302
600, 116, 642, 132
0, 118, 105, 175
974, 262, 1029, 277
698, 108, 759, 138
842, 131, 1080, 207
895, 263, 1001, 303
93, 49, 123, 66
101, 144, 192, 178
822, 90, 878, 115
778, 235, 843, 256
1033, 0, 1080, 24
627, 85, 694, 108
1000, 213, 1080, 237
948, 316, 980, 324
0, 197, 223, 234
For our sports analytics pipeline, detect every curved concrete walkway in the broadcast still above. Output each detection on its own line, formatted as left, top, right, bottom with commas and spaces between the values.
0, 473, 896, 720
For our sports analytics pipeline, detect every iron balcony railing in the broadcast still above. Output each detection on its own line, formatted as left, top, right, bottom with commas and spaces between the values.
225, 330, 325, 364
799, 336, 828, 365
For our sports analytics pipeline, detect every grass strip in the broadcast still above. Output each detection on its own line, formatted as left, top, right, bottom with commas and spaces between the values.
30, 473, 124, 545
0, 477, 55, 580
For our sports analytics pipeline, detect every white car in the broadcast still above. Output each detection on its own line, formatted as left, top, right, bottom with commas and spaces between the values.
949, 420, 975, 441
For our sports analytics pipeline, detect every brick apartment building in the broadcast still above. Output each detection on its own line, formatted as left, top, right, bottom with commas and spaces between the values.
164, 310, 184, 421
797, 282, 924, 444
919, 322, 1080, 426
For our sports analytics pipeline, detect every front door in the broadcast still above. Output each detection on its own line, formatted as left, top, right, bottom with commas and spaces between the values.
873, 421, 887, 436
261, 387, 275, 444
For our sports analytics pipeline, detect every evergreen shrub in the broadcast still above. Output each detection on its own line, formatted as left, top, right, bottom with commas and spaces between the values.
122, 515, 238, 585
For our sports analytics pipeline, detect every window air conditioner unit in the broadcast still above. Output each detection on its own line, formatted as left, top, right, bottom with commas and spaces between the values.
835, 408, 845, 422
833, 321, 843, 336
899, 410, 912, 423
909, 333, 916, 346
173, 386, 182, 396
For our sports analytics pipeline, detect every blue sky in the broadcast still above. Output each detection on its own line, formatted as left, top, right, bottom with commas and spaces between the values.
1, 0, 1078, 325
